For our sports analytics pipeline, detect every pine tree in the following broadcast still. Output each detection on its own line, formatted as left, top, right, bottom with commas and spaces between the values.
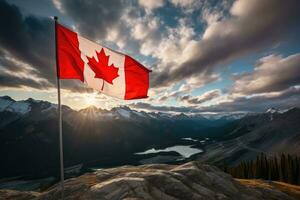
249, 160, 254, 178
268, 158, 273, 180
287, 154, 294, 184
273, 157, 279, 181
297, 157, 300, 185
279, 154, 287, 182
255, 154, 261, 178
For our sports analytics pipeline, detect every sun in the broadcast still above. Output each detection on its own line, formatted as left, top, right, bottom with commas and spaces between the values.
84, 93, 97, 106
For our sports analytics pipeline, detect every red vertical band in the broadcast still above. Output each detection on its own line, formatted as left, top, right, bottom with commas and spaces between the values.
124, 56, 150, 100
56, 23, 84, 81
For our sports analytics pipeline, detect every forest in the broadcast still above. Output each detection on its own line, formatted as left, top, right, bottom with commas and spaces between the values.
225, 153, 300, 185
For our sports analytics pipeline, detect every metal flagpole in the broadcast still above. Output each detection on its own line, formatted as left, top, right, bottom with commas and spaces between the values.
54, 16, 65, 200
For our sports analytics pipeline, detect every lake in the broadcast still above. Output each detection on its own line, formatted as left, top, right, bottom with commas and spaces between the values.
135, 145, 203, 158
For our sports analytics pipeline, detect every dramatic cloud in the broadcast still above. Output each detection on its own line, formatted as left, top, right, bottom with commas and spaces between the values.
169, 0, 203, 11
181, 74, 220, 92
200, 86, 300, 112
0, 0, 96, 93
1, 0, 299, 113
127, 12, 162, 54
130, 102, 199, 113
157, 73, 220, 102
138, 0, 164, 10
0, 51, 51, 89
0, 0, 55, 88
231, 53, 300, 95
54, 0, 166, 58
0, 71, 51, 89
179, 90, 220, 105
152, 0, 300, 87
201, 8, 223, 26
140, 17, 195, 64
0, 51, 35, 73
54, 0, 124, 40
132, 86, 300, 113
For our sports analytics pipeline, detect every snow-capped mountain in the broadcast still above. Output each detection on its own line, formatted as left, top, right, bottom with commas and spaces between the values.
0, 96, 299, 180
265, 107, 297, 114
2, 96, 298, 123
266, 107, 278, 114
202, 113, 247, 120
0, 96, 31, 114
199, 107, 300, 165
79, 106, 152, 121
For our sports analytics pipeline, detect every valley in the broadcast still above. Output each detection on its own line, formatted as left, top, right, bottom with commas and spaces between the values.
0, 96, 300, 191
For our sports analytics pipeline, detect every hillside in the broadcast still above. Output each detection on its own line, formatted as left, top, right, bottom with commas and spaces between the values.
236, 179, 300, 200
0, 161, 297, 200
198, 108, 300, 165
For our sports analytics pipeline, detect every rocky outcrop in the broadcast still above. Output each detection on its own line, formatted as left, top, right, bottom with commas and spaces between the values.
0, 189, 39, 200
0, 162, 296, 200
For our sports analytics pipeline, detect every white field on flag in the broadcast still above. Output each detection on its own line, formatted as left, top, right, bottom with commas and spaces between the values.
78, 36, 126, 99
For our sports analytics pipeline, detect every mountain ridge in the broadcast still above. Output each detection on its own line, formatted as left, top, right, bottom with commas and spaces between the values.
0, 95, 299, 182
0, 96, 247, 121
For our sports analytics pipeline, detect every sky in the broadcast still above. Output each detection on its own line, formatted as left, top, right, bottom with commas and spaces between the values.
0, 0, 300, 114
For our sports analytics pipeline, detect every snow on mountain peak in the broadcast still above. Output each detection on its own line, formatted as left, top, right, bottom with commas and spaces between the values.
0, 96, 15, 111
5, 101, 31, 114
0, 96, 31, 114
116, 108, 131, 119
266, 108, 278, 114
265, 107, 297, 115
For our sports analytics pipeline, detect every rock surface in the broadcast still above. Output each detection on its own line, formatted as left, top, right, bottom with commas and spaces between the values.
0, 189, 39, 200
0, 162, 296, 200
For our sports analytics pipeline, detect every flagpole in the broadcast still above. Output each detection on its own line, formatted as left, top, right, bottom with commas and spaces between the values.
54, 16, 65, 200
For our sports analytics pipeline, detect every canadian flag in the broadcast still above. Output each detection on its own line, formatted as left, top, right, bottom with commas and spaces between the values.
56, 23, 151, 100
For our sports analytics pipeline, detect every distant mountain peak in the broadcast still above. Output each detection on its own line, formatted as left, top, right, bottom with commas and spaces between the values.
265, 107, 299, 115
0, 95, 15, 101
80, 105, 103, 112
0, 96, 31, 114
25, 98, 41, 103
111, 106, 132, 112
114, 107, 133, 119
266, 107, 278, 114
174, 113, 189, 119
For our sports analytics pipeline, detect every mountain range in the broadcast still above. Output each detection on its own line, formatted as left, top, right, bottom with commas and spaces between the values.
197, 107, 300, 165
0, 96, 299, 181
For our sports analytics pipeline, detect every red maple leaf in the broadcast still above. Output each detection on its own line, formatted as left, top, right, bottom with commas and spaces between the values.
87, 48, 119, 84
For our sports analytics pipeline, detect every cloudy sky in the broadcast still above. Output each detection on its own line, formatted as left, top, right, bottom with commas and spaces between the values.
0, 0, 300, 114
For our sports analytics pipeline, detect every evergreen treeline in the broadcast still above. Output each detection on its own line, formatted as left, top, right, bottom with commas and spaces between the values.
224, 153, 300, 185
